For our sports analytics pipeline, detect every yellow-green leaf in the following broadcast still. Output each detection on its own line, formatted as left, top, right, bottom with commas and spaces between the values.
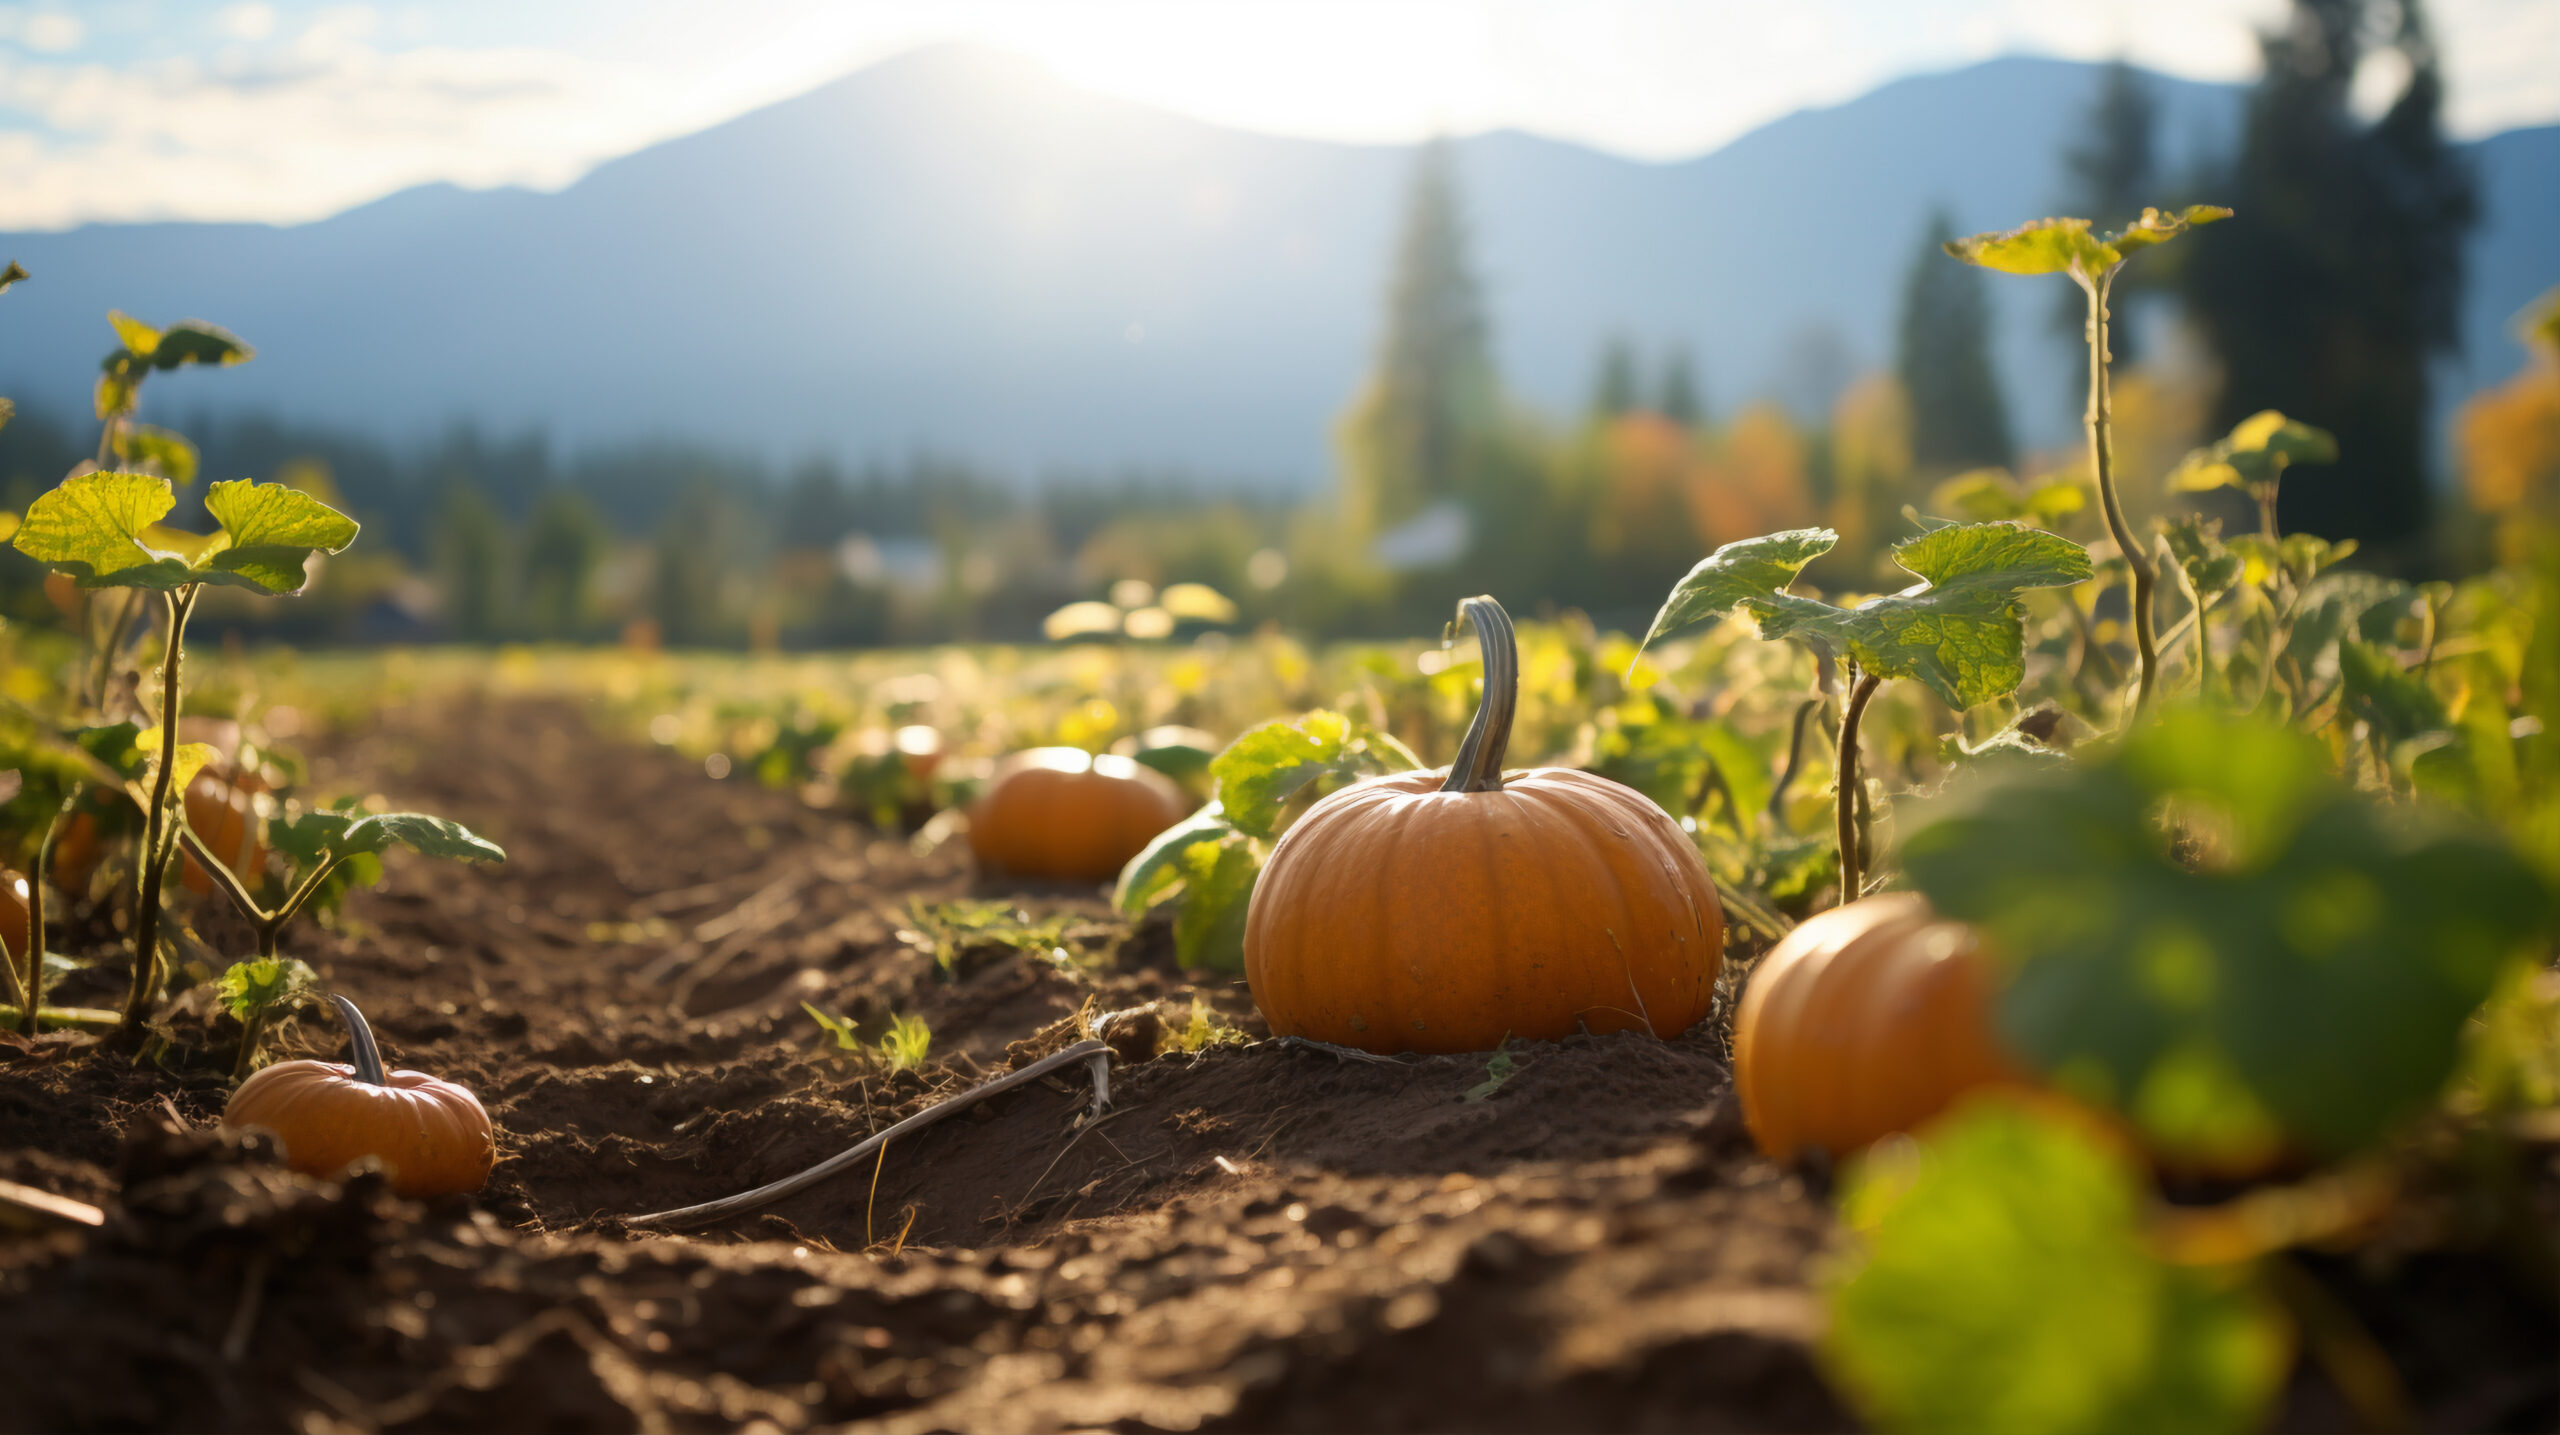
8, 470, 195, 589
147, 321, 253, 370
114, 425, 199, 485
2167, 410, 2338, 495
1946, 205, 2230, 281
0, 260, 26, 294
108, 310, 161, 360
199, 479, 359, 595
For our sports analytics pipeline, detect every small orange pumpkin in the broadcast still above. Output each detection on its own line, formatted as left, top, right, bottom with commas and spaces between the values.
1246, 597, 1724, 1054
224, 995, 496, 1198
180, 767, 268, 897
1731, 892, 2024, 1163
969, 748, 1189, 882
49, 812, 103, 898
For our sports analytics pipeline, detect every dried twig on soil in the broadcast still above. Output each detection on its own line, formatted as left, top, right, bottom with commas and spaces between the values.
624, 1038, 1113, 1231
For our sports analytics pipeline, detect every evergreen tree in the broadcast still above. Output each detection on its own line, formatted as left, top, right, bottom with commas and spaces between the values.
2179, 0, 2473, 550
519, 488, 606, 639
432, 481, 511, 641
1590, 336, 1641, 419
2053, 62, 2160, 369
1338, 139, 1498, 536
1658, 346, 1705, 426
1897, 211, 2012, 471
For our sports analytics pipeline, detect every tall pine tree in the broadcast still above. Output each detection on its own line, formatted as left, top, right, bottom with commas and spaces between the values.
1898, 211, 2012, 472
2178, 0, 2473, 551
1589, 336, 1641, 419
1338, 140, 1498, 537
1658, 346, 1705, 426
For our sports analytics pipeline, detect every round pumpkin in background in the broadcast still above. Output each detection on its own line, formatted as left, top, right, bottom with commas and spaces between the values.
223, 995, 496, 1198
1732, 892, 2023, 1163
969, 748, 1189, 882
1246, 595, 1723, 1055
180, 767, 268, 897
48, 812, 103, 898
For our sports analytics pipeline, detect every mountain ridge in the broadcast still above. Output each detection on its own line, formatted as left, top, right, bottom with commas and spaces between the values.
2, 44, 2549, 487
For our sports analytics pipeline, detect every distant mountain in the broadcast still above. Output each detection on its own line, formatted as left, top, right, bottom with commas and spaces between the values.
2, 46, 2550, 488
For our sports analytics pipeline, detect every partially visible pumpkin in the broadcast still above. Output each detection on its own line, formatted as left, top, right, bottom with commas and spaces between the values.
49, 812, 103, 898
969, 748, 1188, 882
1246, 596, 1724, 1055
180, 767, 268, 896
223, 995, 495, 1198
1731, 893, 2023, 1163
1, 869, 28, 962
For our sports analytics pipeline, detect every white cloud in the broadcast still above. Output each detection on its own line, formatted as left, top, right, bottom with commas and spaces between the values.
15, 9, 84, 52
219, 3, 278, 42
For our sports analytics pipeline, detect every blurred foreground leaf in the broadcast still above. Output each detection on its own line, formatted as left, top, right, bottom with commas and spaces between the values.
1827, 1095, 2290, 1435
1902, 709, 2556, 1159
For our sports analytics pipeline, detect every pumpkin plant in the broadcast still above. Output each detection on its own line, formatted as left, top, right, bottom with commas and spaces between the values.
1245, 596, 1724, 1054
9, 470, 358, 1031
968, 747, 1190, 883
2167, 409, 2339, 542
222, 993, 496, 1198
1634, 520, 2093, 906
1943, 205, 2227, 712
1116, 702, 1421, 972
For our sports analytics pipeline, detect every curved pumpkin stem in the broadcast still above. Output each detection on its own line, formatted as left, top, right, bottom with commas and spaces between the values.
328, 994, 388, 1086
1441, 595, 1518, 795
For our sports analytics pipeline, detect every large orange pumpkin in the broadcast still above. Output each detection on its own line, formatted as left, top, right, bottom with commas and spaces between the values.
1732, 893, 2024, 1162
970, 748, 1189, 882
223, 995, 496, 1198
1246, 596, 1723, 1054
180, 767, 268, 897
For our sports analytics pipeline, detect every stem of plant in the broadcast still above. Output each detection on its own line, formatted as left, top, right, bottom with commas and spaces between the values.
327, 994, 388, 1086
21, 797, 76, 1035
90, 590, 143, 713
122, 585, 196, 1031
1441, 595, 1516, 794
1767, 696, 1819, 830
1835, 672, 1882, 908
2082, 269, 2158, 713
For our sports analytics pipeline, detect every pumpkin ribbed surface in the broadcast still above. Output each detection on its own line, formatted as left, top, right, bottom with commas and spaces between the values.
224, 1060, 496, 1197
1245, 766, 1723, 1054
1733, 892, 2022, 1162
970, 749, 1188, 882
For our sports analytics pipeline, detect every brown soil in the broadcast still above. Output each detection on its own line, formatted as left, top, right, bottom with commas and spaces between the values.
0, 693, 2551, 1433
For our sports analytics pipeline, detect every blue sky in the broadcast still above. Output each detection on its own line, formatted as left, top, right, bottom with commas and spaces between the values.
3, 0, 2554, 230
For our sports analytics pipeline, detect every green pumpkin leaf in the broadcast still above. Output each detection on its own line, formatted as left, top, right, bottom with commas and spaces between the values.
197, 479, 359, 594
1825, 1095, 2290, 1435
0, 260, 26, 294
1114, 802, 1238, 913
8, 471, 197, 589
107, 311, 161, 361
1171, 834, 1258, 973
113, 425, 199, 485
216, 956, 315, 1022
1639, 522, 2091, 711
335, 812, 506, 864
1634, 527, 1838, 656
2167, 411, 2338, 496
146, 320, 253, 371
1210, 709, 1417, 840
2336, 641, 2449, 749
1900, 709, 2556, 1158
11, 472, 358, 595
1944, 205, 2231, 281
2282, 569, 2408, 676
2161, 517, 2241, 604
